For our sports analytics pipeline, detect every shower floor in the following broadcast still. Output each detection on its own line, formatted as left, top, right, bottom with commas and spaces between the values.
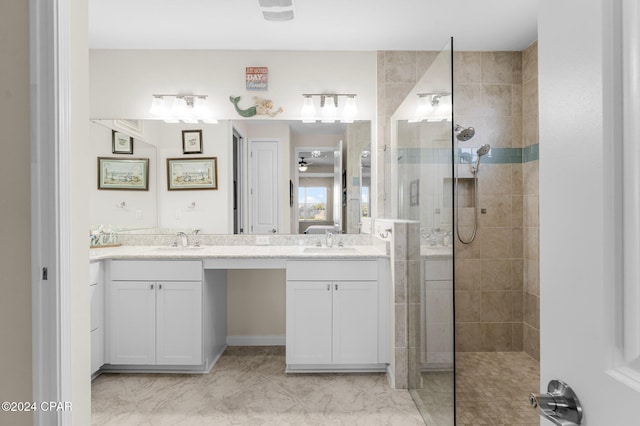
412, 352, 539, 425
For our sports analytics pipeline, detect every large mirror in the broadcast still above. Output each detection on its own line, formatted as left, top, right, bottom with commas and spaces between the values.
90, 119, 371, 235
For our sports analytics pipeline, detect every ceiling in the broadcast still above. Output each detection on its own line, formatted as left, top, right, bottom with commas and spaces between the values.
89, 0, 538, 51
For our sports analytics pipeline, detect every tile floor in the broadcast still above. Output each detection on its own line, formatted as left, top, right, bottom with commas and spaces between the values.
412, 352, 539, 425
91, 346, 425, 426
456, 352, 540, 425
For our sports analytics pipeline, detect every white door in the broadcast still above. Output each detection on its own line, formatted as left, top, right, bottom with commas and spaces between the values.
286, 281, 332, 365
109, 281, 156, 365
539, 1, 640, 424
249, 139, 279, 234
332, 281, 378, 364
156, 281, 202, 365
333, 140, 343, 231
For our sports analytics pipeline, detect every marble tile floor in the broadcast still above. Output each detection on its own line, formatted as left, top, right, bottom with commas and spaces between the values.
92, 346, 425, 426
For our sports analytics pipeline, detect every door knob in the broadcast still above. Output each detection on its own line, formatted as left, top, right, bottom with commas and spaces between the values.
271, 228, 277, 233
530, 380, 583, 425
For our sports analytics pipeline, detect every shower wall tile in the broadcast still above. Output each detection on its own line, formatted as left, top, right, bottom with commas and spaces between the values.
512, 164, 524, 195
512, 323, 524, 351
384, 83, 414, 116
512, 115, 523, 148
523, 161, 539, 196
523, 324, 540, 361
395, 303, 407, 347
513, 52, 523, 84
416, 51, 439, 81
478, 195, 512, 227
482, 85, 513, 117
456, 323, 484, 352
481, 259, 512, 291
481, 52, 514, 84
394, 260, 407, 303
384, 51, 417, 84
512, 196, 524, 226
512, 259, 524, 291
454, 84, 484, 116
524, 292, 539, 329
455, 291, 481, 322
522, 41, 538, 85
523, 195, 539, 227
483, 323, 513, 351
523, 78, 538, 117
478, 164, 512, 196
480, 291, 513, 322
512, 227, 524, 258
513, 84, 523, 117
513, 291, 524, 322
523, 113, 539, 148
455, 259, 482, 290
479, 227, 512, 259
524, 259, 540, 296
454, 51, 482, 84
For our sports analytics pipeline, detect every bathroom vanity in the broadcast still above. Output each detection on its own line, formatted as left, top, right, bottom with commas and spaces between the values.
89, 244, 390, 377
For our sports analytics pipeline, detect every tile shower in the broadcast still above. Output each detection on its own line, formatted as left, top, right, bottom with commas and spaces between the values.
377, 39, 540, 424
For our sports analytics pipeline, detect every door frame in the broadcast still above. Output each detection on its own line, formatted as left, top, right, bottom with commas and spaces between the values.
30, 0, 73, 424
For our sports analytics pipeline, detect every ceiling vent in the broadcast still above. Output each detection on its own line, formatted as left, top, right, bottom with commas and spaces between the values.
258, 0, 294, 21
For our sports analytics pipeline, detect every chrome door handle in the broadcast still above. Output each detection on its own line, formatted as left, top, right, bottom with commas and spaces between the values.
530, 380, 583, 425
271, 228, 277, 233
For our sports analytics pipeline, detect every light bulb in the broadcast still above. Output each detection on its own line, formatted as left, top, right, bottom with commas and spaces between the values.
416, 94, 434, 116
300, 96, 316, 117
298, 165, 308, 172
321, 95, 337, 123
341, 96, 357, 123
149, 96, 168, 116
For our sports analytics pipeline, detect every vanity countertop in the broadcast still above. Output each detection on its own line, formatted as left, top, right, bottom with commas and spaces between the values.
420, 245, 453, 259
89, 244, 388, 261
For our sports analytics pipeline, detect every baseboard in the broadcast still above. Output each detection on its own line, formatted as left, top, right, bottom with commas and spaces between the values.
226, 335, 286, 346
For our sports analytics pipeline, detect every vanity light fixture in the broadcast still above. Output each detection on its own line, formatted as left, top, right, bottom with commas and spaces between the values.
149, 94, 218, 124
409, 92, 452, 123
300, 93, 358, 123
259, 0, 295, 21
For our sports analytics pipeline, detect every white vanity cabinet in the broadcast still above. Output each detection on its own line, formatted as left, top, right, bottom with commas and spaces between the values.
107, 260, 203, 366
89, 261, 104, 375
286, 260, 387, 371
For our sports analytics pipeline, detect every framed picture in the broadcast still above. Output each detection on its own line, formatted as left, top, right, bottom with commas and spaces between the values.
98, 157, 149, 190
182, 130, 203, 154
112, 130, 133, 154
167, 157, 218, 191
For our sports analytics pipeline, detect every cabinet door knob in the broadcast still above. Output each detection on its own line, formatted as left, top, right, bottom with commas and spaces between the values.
150, 284, 154, 290
159, 284, 162, 290
335, 284, 338, 291
327, 284, 330, 291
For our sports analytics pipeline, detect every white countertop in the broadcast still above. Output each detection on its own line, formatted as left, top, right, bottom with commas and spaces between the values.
420, 245, 453, 259
89, 244, 388, 261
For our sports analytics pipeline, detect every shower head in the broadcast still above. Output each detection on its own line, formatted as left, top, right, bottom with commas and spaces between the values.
476, 144, 491, 157
473, 144, 491, 174
454, 125, 475, 142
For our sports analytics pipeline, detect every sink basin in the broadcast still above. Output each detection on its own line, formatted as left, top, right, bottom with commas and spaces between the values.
303, 247, 357, 254
157, 246, 205, 251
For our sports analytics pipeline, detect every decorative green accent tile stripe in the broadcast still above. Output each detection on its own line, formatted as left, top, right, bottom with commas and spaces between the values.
523, 144, 539, 162
396, 144, 539, 164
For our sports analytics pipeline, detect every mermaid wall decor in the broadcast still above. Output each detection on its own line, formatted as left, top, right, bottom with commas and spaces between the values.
229, 96, 284, 118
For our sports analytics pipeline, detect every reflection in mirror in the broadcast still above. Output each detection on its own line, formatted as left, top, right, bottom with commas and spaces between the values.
359, 147, 371, 220
89, 119, 371, 235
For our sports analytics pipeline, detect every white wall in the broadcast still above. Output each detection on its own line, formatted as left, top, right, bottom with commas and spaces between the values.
89, 50, 377, 121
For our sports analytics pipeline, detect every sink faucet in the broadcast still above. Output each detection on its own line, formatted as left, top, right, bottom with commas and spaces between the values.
176, 231, 188, 247
326, 231, 333, 248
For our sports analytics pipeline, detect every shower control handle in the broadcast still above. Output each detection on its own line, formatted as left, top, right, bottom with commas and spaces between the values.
530, 380, 583, 425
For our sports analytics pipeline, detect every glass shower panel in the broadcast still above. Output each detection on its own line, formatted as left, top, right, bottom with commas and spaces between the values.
390, 39, 454, 425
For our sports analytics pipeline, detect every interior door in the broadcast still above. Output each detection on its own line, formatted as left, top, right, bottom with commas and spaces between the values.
539, 1, 640, 424
249, 139, 279, 234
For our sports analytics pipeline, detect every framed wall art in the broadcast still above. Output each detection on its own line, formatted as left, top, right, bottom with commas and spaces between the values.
182, 130, 203, 154
98, 157, 149, 190
167, 157, 218, 190
112, 130, 133, 154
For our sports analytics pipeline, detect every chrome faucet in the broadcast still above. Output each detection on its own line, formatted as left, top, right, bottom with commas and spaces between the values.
326, 231, 333, 248
176, 231, 189, 247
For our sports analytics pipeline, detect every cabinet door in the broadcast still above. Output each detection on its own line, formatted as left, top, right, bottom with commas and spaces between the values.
332, 281, 378, 364
286, 281, 332, 365
156, 281, 203, 365
109, 281, 156, 365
